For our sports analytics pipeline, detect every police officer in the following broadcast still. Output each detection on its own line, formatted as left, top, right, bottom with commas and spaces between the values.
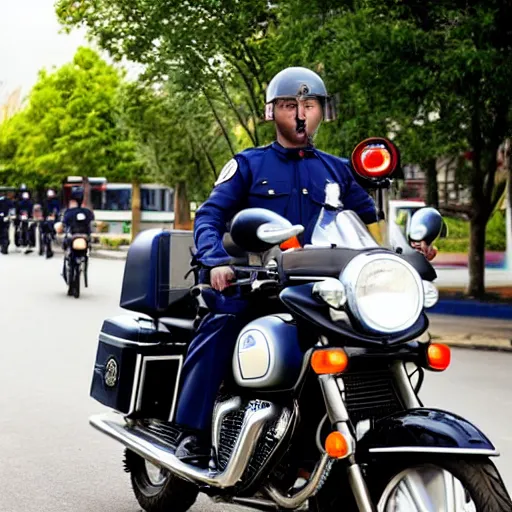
40, 189, 61, 258
61, 187, 94, 235
55, 187, 94, 278
0, 194, 10, 254
172, 67, 434, 462
16, 190, 36, 253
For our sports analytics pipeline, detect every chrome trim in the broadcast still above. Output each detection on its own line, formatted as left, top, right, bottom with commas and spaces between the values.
391, 361, 421, 409
265, 453, 332, 509
90, 405, 278, 488
99, 332, 161, 348
212, 397, 242, 453
289, 276, 328, 282
135, 356, 183, 421
257, 222, 304, 245
369, 447, 499, 456
232, 497, 280, 511
347, 463, 376, 512
128, 354, 143, 415
318, 374, 350, 423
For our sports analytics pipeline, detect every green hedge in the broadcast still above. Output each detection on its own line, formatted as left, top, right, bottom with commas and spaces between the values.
99, 236, 130, 249
435, 212, 506, 253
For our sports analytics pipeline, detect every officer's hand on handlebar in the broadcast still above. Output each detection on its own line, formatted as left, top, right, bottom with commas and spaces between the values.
410, 240, 437, 261
211, 266, 235, 292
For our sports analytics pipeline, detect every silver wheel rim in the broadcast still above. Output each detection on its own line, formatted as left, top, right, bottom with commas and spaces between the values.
144, 460, 168, 487
378, 465, 477, 512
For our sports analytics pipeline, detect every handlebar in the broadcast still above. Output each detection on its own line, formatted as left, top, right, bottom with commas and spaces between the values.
191, 265, 280, 297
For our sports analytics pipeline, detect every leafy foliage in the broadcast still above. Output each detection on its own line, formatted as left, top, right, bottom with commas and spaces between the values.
0, 47, 140, 188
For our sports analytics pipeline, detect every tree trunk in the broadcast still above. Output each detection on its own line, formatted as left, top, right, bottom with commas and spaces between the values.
425, 158, 439, 208
467, 212, 488, 298
131, 179, 141, 243
174, 181, 192, 231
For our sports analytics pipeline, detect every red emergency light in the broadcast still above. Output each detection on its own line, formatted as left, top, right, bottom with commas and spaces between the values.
351, 137, 400, 180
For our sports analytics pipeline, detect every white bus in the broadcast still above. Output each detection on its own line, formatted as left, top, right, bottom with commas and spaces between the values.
91, 183, 175, 232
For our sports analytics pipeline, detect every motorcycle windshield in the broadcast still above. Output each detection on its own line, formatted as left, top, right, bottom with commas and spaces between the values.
310, 207, 380, 250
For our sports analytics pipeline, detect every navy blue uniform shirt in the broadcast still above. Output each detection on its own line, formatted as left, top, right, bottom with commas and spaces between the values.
44, 198, 61, 217
63, 207, 95, 235
194, 142, 377, 267
16, 199, 34, 217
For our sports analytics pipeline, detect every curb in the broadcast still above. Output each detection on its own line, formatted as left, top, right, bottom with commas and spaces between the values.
429, 299, 512, 320
433, 335, 512, 352
90, 250, 127, 261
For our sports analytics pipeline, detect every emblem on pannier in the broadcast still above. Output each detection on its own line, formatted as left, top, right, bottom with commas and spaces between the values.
105, 358, 119, 387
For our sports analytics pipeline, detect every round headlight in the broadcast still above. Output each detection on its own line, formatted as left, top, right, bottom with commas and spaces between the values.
340, 253, 424, 334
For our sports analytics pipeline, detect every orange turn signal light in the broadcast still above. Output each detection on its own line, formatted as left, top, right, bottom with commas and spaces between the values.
311, 349, 349, 375
325, 431, 349, 458
280, 236, 302, 250
427, 343, 451, 371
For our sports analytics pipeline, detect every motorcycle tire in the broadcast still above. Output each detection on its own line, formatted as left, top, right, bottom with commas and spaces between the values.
67, 262, 74, 296
368, 456, 512, 512
73, 266, 80, 299
84, 258, 88, 288
124, 449, 198, 512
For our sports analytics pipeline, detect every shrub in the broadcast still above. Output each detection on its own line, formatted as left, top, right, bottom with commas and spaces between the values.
435, 212, 506, 252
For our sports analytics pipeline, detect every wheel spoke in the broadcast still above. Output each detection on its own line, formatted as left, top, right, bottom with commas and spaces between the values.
379, 466, 477, 512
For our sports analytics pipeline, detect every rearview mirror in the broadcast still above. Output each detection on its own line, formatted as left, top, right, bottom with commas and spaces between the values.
408, 207, 446, 245
231, 208, 304, 253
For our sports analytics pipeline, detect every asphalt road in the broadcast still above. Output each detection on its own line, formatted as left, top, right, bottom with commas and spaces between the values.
0, 251, 512, 512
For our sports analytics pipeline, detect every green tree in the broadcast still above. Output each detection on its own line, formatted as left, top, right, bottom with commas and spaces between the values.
274, 0, 512, 297
56, 0, 277, 148
0, 47, 139, 189
116, 79, 235, 228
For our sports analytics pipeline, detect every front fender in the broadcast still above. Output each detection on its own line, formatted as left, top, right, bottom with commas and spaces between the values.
357, 408, 498, 460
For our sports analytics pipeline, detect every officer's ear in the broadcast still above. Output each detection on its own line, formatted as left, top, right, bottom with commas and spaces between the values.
265, 103, 274, 121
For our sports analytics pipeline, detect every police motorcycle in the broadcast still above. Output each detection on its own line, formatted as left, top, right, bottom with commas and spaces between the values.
56, 214, 90, 298
89, 138, 511, 512
39, 209, 57, 258
0, 212, 9, 254
15, 209, 35, 253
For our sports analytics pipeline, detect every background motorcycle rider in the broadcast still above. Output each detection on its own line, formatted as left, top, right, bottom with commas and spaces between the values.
15, 190, 36, 254
0, 194, 11, 254
169, 66, 436, 464
40, 189, 61, 258
55, 187, 94, 279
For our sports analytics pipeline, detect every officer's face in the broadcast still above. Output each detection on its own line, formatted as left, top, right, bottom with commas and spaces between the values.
274, 97, 323, 147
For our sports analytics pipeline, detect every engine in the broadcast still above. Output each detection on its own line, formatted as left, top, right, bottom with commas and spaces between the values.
213, 397, 293, 486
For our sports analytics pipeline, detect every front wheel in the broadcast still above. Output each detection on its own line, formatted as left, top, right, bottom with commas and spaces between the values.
124, 450, 198, 512
370, 456, 512, 512
73, 263, 80, 299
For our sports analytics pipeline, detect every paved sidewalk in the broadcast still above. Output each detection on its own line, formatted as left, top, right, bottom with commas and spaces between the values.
428, 314, 512, 351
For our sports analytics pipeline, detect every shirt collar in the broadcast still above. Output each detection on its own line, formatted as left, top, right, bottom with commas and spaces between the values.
271, 141, 317, 160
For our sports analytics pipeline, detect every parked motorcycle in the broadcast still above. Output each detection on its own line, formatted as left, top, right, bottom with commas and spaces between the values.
88, 139, 511, 512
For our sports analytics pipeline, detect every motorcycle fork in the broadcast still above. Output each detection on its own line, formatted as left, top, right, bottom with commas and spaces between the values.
318, 374, 376, 512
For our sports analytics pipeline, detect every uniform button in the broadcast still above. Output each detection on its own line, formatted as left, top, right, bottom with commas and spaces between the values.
302, 188, 309, 195
268, 189, 275, 195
